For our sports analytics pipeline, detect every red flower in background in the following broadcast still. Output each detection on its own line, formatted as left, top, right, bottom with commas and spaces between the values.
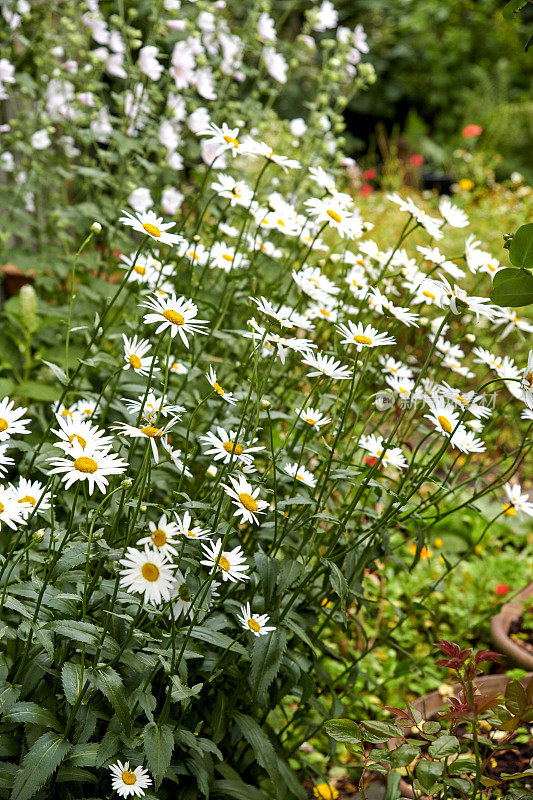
494, 583, 510, 596
363, 168, 377, 180
364, 455, 378, 467
360, 183, 374, 197
462, 124, 483, 139
410, 154, 424, 166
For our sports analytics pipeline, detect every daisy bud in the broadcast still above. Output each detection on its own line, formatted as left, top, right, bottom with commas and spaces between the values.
261, 399, 271, 409
91, 221, 102, 233
140, 505, 147, 512
207, 465, 217, 478
465, 333, 475, 343
33, 529, 45, 542
122, 478, 133, 488
419, 316, 429, 326
20, 285, 38, 335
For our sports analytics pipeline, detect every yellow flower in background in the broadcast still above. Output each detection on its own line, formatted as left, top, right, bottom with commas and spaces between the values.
313, 784, 339, 800
458, 178, 474, 191
434, 537, 443, 548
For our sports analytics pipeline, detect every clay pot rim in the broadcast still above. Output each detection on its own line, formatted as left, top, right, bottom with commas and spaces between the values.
491, 582, 533, 670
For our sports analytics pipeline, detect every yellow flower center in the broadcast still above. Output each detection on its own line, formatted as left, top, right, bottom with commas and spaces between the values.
422, 290, 435, 300
73, 456, 98, 474
296, 473, 305, 482
189, 250, 200, 260
399, 387, 408, 394
0, 502, 4, 513
61, 408, 73, 417
503, 503, 517, 516
222, 254, 233, 262
134, 265, 146, 275
353, 335, 372, 345
277, 218, 285, 227
306, 417, 317, 426
18, 495, 36, 506
437, 415, 452, 433
141, 425, 162, 438
223, 440, 243, 456
186, 529, 195, 537
151, 529, 167, 547
248, 618, 261, 633
223, 135, 239, 147
326, 209, 342, 223
238, 492, 258, 512
163, 309, 185, 326
129, 354, 142, 370
142, 222, 161, 238
0, 418, 8, 433
320, 308, 330, 317
141, 563, 160, 582
213, 382, 224, 396
217, 555, 231, 572
122, 770, 137, 785
68, 433, 87, 449
524, 371, 533, 388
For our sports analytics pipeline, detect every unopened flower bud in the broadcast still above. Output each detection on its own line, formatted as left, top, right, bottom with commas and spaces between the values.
207, 465, 217, 478
140, 504, 147, 512
20, 284, 38, 335
465, 333, 475, 343
122, 478, 133, 488
261, 399, 271, 409
91, 221, 102, 233
33, 529, 45, 542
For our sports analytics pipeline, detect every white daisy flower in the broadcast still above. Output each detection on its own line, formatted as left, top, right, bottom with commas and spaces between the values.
209, 242, 248, 272
304, 196, 356, 239
359, 434, 408, 470
200, 538, 250, 582
0, 444, 14, 477
0, 398, 31, 441
51, 414, 113, 454
385, 374, 415, 398
502, 483, 533, 517
521, 408, 533, 421
302, 351, 352, 380
211, 174, 254, 207
113, 417, 180, 462
171, 569, 193, 618
283, 462, 316, 488
472, 347, 505, 372
122, 392, 184, 424
168, 357, 189, 375
306, 302, 338, 323
175, 509, 212, 540
308, 166, 337, 193
13, 478, 51, 518
109, 761, 152, 798
200, 427, 264, 467
295, 406, 332, 430
206, 367, 237, 405
440, 384, 492, 420
237, 602, 276, 637
221, 474, 269, 525
119, 545, 176, 605
439, 196, 469, 228
198, 122, 257, 159
450, 427, 486, 454
182, 241, 210, 267
426, 275, 495, 320
378, 355, 413, 380
47, 443, 128, 495
250, 296, 294, 328
141, 293, 209, 346
520, 351, 533, 410
118, 208, 185, 246
72, 398, 99, 420
336, 321, 395, 352
122, 334, 159, 376
292, 265, 340, 301
0, 484, 26, 530
137, 514, 180, 556
119, 252, 162, 285
424, 402, 462, 437
247, 140, 301, 171
493, 308, 533, 341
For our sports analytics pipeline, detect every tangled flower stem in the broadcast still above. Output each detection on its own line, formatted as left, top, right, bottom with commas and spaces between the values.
65, 228, 95, 381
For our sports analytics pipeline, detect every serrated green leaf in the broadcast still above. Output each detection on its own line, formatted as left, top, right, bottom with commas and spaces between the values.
250, 628, 287, 701
88, 667, 132, 737
61, 663, 85, 705
143, 723, 174, 790
190, 626, 247, 656
3, 701, 60, 730
11, 732, 71, 800
324, 718, 361, 745
233, 711, 279, 783
46, 620, 119, 658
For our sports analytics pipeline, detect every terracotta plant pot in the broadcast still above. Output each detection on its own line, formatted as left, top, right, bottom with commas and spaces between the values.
491, 582, 533, 670
1, 262, 35, 299
386, 672, 533, 799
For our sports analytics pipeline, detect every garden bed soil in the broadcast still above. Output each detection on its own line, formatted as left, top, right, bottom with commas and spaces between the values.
508, 616, 533, 657
491, 583, 533, 670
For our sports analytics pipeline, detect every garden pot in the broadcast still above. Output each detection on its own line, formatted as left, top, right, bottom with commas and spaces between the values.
385, 672, 533, 799
1, 262, 35, 300
422, 173, 455, 195
490, 582, 533, 670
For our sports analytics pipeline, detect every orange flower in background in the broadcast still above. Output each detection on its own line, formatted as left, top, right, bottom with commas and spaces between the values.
360, 183, 374, 197
410, 544, 433, 559
458, 178, 475, 191
363, 168, 377, 180
494, 583, 510, 596
462, 123, 483, 138
313, 784, 339, 800
410, 153, 424, 166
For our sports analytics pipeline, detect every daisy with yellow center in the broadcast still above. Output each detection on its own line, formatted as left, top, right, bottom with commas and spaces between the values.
118, 208, 184, 247
336, 321, 395, 353
304, 196, 358, 239
47, 443, 127, 495
221, 475, 269, 525
206, 366, 237, 405
211, 174, 254, 207
200, 426, 264, 467
200, 538, 250, 583
113, 416, 180, 463
0, 397, 31, 442
424, 402, 462, 439
119, 545, 177, 605
13, 477, 51, 518
122, 334, 159, 377
237, 602, 276, 637
0, 484, 26, 531
198, 122, 255, 160
175, 510, 212, 540
121, 391, 184, 425
137, 513, 180, 557
295, 406, 332, 431
109, 760, 152, 798
283, 461, 316, 488
502, 482, 533, 518
359, 434, 408, 470
141, 292, 209, 347
51, 413, 113, 455
0, 444, 15, 478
